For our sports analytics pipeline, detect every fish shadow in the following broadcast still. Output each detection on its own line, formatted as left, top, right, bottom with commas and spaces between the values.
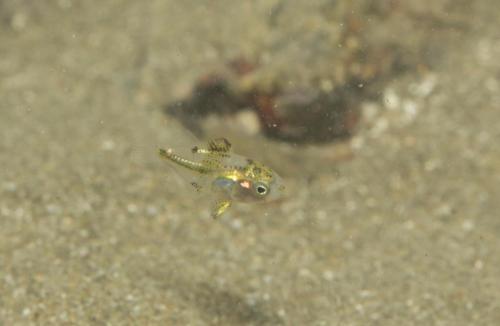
180, 281, 284, 326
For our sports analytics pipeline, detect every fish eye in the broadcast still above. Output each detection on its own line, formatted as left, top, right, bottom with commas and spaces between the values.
255, 184, 268, 196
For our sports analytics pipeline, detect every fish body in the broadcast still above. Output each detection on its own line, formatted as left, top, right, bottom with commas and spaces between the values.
159, 138, 285, 218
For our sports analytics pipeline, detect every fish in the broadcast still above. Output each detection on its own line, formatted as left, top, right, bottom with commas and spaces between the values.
159, 137, 285, 218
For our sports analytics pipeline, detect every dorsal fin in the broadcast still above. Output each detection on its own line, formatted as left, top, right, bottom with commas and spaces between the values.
208, 138, 232, 153
189, 138, 232, 170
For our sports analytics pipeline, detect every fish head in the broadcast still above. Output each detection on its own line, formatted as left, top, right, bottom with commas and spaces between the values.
229, 159, 285, 202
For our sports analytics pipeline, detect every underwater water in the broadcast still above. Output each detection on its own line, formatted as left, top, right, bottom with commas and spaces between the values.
1, 1, 499, 325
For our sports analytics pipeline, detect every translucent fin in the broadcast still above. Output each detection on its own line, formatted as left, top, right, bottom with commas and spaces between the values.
211, 199, 232, 219
208, 138, 232, 153
191, 137, 232, 155
154, 117, 214, 192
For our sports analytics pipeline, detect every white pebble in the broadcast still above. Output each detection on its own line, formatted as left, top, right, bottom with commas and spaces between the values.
383, 88, 400, 110
127, 203, 139, 214
46, 204, 62, 215
230, 218, 243, 230
359, 290, 373, 298
410, 74, 437, 97
3, 182, 17, 192
462, 220, 475, 231
101, 139, 116, 151
322, 270, 334, 281
146, 205, 158, 216
402, 100, 419, 122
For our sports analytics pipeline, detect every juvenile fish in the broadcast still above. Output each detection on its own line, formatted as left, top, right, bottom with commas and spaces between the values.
159, 138, 285, 218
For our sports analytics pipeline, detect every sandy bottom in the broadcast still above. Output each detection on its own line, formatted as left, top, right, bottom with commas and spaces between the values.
1, 1, 499, 325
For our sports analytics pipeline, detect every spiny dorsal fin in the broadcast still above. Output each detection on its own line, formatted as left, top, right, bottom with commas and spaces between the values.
208, 138, 232, 153
188, 138, 231, 170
